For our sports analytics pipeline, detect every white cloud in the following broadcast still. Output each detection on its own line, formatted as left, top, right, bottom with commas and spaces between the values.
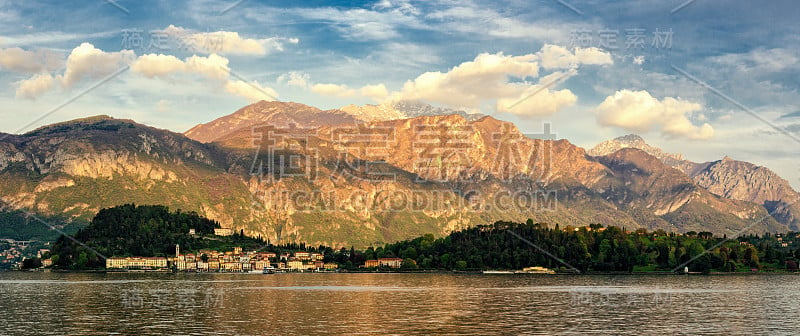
278, 71, 310, 88
60, 42, 134, 88
390, 52, 540, 108
161, 25, 297, 56
0, 47, 61, 73
372, 0, 419, 15
426, 5, 592, 42
130, 53, 186, 78
13, 42, 275, 102
596, 89, 714, 140
708, 47, 799, 73
15, 73, 55, 99
311, 83, 356, 97
283, 71, 387, 101
131, 53, 230, 81
12, 43, 132, 98
538, 44, 613, 69
496, 87, 577, 117
309, 82, 388, 100
274, 5, 427, 41
574, 48, 614, 66
131, 52, 276, 102
360, 83, 388, 100
383, 45, 610, 116
0, 30, 117, 47
183, 54, 230, 80
225, 80, 278, 102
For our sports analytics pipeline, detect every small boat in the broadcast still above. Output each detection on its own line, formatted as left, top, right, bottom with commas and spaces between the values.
514, 266, 555, 274
263, 266, 276, 274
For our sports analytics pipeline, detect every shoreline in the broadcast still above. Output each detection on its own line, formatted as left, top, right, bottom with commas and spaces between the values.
9, 268, 800, 276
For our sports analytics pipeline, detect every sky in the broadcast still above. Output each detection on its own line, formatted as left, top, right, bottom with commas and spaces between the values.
1, 0, 799, 187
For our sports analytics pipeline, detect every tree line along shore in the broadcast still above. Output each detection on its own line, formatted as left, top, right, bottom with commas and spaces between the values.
22, 204, 800, 274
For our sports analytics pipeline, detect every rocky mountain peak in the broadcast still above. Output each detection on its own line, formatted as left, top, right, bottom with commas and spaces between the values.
589, 133, 692, 172
590, 134, 682, 160
339, 102, 406, 122
614, 134, 645, 145
184, 100, 358, 143
2, 102, 796, 246
339, 100, 484, 123
692, 156, 800, 229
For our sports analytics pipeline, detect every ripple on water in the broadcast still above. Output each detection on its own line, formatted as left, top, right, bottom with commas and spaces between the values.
1, 273, 799, 335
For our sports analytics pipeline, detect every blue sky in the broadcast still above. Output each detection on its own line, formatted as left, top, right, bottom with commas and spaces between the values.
1, 0, 799, 186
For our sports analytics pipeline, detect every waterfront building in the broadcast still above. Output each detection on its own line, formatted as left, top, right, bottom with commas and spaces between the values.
106, 257, 168, 269
214, 228, 233, 236
294, 251, 311, 260
378, 258, 403, 268
287, 260, 304, 270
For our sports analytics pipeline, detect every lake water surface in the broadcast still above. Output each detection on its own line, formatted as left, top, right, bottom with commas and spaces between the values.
0, 272, 797, 335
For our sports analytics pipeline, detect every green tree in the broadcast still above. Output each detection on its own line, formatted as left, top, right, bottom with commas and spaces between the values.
690, 254, 712, 274
401, 258, 418, 270
744, 247, 760, 268
400, 246, 418, 260
21, 258, 42, 269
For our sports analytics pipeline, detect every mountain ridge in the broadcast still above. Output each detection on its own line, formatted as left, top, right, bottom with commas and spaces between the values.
590, 134, 800, 230
0, 103, 791, 247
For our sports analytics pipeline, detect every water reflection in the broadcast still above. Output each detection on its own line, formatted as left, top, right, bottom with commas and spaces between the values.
0, 272, 798, 335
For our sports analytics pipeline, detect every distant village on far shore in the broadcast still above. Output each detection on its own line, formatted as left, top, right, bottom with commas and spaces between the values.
103, 227, 406, 272
105, 244, 404, 272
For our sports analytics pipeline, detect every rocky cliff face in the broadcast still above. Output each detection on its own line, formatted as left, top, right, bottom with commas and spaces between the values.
219, 112, 779, 240
184, 100, 480, 144
339, 103, 406, 122
0, 116, 254, 229
590, 134, 800, 230
692, 157, 800, 229
0, 105, 792, 247
589, 134, 698, 173
184, 101, 358, 143
594, 148, 780, 232
339, 100, 482, 123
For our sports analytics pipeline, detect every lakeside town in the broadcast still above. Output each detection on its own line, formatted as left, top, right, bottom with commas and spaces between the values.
103, 244, 405, 272
15, 221, 800, 274
0, 239, 51, 270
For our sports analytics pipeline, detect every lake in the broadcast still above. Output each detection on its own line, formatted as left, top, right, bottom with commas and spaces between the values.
0, 272, 797, 335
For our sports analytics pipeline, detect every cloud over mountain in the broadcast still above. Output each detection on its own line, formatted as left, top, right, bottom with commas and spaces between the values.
14, 43, 133, 98
15, 72, 55, 99
131, 53, 230, 80
13, 42, 279, 102
60, 43, 134, 87
0, 47, 61, 73
385, 45, 611, 116
596, 89, 713, 140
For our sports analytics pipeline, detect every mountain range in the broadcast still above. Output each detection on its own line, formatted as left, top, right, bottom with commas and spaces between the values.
590, 134, 799, 231
0, 101, 794, 247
